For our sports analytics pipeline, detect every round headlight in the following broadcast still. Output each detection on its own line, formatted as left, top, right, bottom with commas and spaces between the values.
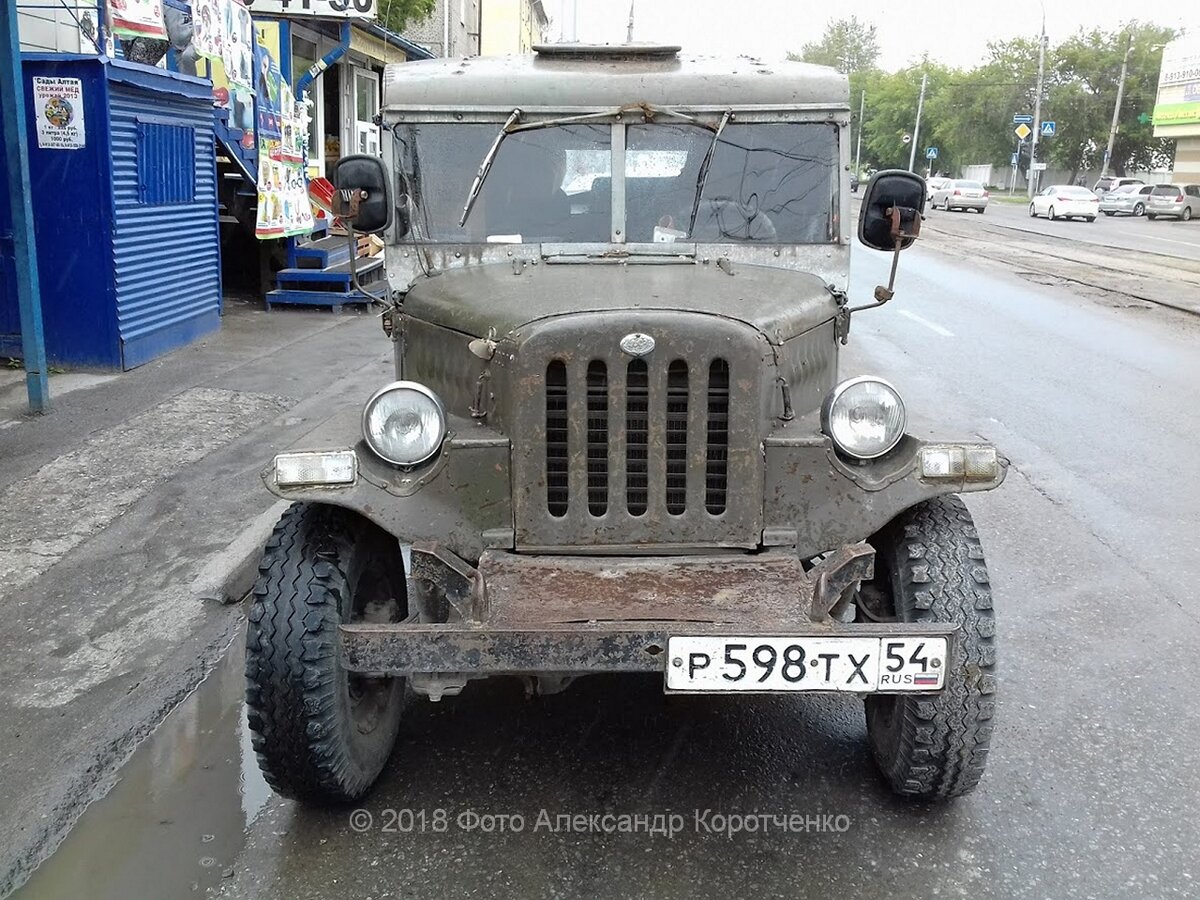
821, 377, 907, 460
362, 382, 447, 466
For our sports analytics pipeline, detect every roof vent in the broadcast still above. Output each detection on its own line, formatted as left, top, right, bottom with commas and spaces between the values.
533, 43, 681, 60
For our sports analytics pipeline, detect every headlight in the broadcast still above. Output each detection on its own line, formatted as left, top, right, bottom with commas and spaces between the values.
821, 376, 907, 459
361, 381, 447, 466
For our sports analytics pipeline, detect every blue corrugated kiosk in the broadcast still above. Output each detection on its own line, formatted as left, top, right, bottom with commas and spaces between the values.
15, 55, 220, 370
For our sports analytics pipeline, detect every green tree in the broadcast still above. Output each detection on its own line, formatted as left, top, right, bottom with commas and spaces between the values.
375, 0, 436, 36
791, 16, 880, 74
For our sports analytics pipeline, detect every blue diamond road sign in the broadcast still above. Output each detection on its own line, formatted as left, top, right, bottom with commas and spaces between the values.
1041, 121, 1056, 136
926, 146, 938, 159
1014, 114, 1034, 124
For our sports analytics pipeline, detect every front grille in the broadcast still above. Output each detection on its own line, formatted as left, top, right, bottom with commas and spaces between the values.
543, 356, 731, 519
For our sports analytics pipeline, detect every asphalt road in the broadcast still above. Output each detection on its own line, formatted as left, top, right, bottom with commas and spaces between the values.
16, 242, 1200, 900
930, 192, 1200, 259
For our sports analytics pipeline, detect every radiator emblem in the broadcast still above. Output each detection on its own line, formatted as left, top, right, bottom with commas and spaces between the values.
619, 332, 656, 357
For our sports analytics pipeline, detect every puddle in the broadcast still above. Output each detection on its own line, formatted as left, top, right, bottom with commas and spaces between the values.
17, 636, 269, 900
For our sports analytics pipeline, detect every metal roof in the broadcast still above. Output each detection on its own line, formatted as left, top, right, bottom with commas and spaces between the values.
382, 50, 848, 111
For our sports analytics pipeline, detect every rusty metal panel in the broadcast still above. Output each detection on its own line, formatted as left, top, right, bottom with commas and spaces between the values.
339, 621, 958, 675
477, 549, 811, 628
508, 310, 769, 549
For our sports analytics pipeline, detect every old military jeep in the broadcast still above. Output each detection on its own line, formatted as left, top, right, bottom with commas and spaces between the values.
246, 45, 1005, 804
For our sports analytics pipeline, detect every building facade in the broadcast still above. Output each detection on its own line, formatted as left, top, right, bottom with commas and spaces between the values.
480, 0, 547, 56
405, 0, 482, 58
1153, 35, 1200, 183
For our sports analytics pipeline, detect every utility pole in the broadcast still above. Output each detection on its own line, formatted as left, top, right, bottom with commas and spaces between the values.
908, 72, 927, 172
855, 89, 865, 176
1028, 23, 1047, 198
626, 0, 635, 43
1101, 35, 1132, 177
1, 0, 50, 412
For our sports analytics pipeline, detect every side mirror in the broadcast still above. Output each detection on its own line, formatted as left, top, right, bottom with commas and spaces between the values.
858, 169, 925, 252
330, 154, 392, 235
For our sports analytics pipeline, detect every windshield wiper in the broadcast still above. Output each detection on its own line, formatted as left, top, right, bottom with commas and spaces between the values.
459, 108, 522, 228
686, 108, 732, 238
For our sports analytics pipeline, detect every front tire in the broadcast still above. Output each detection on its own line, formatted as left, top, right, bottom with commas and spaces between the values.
861, 496, 997, 800
1029, 203, 1037, 218
246, 503, 408, 803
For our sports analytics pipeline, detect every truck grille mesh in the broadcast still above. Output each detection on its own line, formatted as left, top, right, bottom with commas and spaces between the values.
545, 360, 569, 517
544, 357, 730, 519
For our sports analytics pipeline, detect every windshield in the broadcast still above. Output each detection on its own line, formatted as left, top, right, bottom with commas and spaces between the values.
393, 120, 838, 245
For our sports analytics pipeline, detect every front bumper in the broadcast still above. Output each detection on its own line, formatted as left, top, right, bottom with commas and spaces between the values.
339, 543, 956, 678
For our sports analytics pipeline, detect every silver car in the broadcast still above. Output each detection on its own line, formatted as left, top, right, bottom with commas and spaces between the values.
1146, 184, 1200, 221
931, 179, 989, 213
1099, 183, 1156, 217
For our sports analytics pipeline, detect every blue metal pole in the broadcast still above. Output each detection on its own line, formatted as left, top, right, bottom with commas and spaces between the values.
0, 0, 51, 413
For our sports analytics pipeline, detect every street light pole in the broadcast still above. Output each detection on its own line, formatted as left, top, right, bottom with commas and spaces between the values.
855, 89, 865, 176
1101, 35, 1132, 177
1028, 21, 1047, 198
908, 72, 927, 173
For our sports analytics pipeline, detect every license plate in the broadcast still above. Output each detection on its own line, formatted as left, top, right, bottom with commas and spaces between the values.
665, 636, 947, 693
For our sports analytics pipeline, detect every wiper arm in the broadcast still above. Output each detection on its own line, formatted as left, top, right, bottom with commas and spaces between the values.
459, 108, 522, 228
686, 108, 732, 238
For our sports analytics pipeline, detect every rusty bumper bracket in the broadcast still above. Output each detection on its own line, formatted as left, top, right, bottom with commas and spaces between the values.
410, 542, 486, 624
808, 543, 875, 621
339, 621, 957, 675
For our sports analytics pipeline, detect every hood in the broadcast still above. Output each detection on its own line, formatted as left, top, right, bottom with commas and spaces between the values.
403, 260, 840, 345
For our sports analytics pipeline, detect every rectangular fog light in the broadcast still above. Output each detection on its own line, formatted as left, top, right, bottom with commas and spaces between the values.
274, 450, 357, 487
920, 445, 999, 481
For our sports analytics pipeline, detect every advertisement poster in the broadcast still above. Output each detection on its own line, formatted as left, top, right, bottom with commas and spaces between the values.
32, 77, 86, 149
253, 37, 282, 140
256, 148, 314, 238
109, 0, 166, 38
223, 0, 254, 92
192, 0, 222, 60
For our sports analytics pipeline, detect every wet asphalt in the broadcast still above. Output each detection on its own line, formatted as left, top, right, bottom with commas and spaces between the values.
15, 238, 1200, 900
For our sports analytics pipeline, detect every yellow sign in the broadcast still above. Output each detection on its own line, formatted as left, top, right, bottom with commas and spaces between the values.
1014, 123, 1032, 140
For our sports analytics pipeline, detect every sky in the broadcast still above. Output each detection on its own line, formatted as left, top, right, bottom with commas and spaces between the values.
546, 0, 1195, 70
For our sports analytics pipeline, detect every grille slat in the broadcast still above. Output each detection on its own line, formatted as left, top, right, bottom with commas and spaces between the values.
586, 361, 609, 516
545, 360, 569, 517
705, 359, 730, 514
625, 359, 649, 516
665, 360, 689, 514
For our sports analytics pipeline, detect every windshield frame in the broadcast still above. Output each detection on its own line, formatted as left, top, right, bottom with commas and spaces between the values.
389, 106, 846, 250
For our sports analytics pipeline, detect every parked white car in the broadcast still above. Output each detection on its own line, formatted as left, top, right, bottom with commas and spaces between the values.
1029, 185, 1100, 222
931, 179, 989, 213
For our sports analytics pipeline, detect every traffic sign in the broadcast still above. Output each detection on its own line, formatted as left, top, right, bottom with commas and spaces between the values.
926, 147, 939, 159
1041, 121, 1056, 136
1014, 123, 1032, 140
1013, 114, 1034, 124
1032, 162, 1048, 171
1011, 152, 1019, 166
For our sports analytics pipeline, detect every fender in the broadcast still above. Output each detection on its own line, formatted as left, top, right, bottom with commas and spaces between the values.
263, 407, 513, 560
763, 431, 1008, 558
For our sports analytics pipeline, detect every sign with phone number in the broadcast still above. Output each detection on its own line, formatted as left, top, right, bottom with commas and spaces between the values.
248, 0, 376, 19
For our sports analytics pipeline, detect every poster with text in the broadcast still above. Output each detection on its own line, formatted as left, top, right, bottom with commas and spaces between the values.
256, 142, 314, 239
193, 0, 222, 60
109, 0, 166, 38
33, 77, 86, 149
223, 0, 254, 92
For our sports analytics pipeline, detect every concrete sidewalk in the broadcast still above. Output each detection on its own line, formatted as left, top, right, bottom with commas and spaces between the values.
0, 299, 392, 895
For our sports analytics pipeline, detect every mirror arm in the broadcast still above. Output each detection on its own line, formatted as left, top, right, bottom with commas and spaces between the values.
846, 204, 923, 314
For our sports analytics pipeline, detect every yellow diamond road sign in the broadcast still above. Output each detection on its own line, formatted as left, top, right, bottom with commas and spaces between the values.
1015, 123, 1032, 140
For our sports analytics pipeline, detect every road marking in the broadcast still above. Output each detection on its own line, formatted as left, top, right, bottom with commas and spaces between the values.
1138, 233, 1200, 249
898, 309, 954, 337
